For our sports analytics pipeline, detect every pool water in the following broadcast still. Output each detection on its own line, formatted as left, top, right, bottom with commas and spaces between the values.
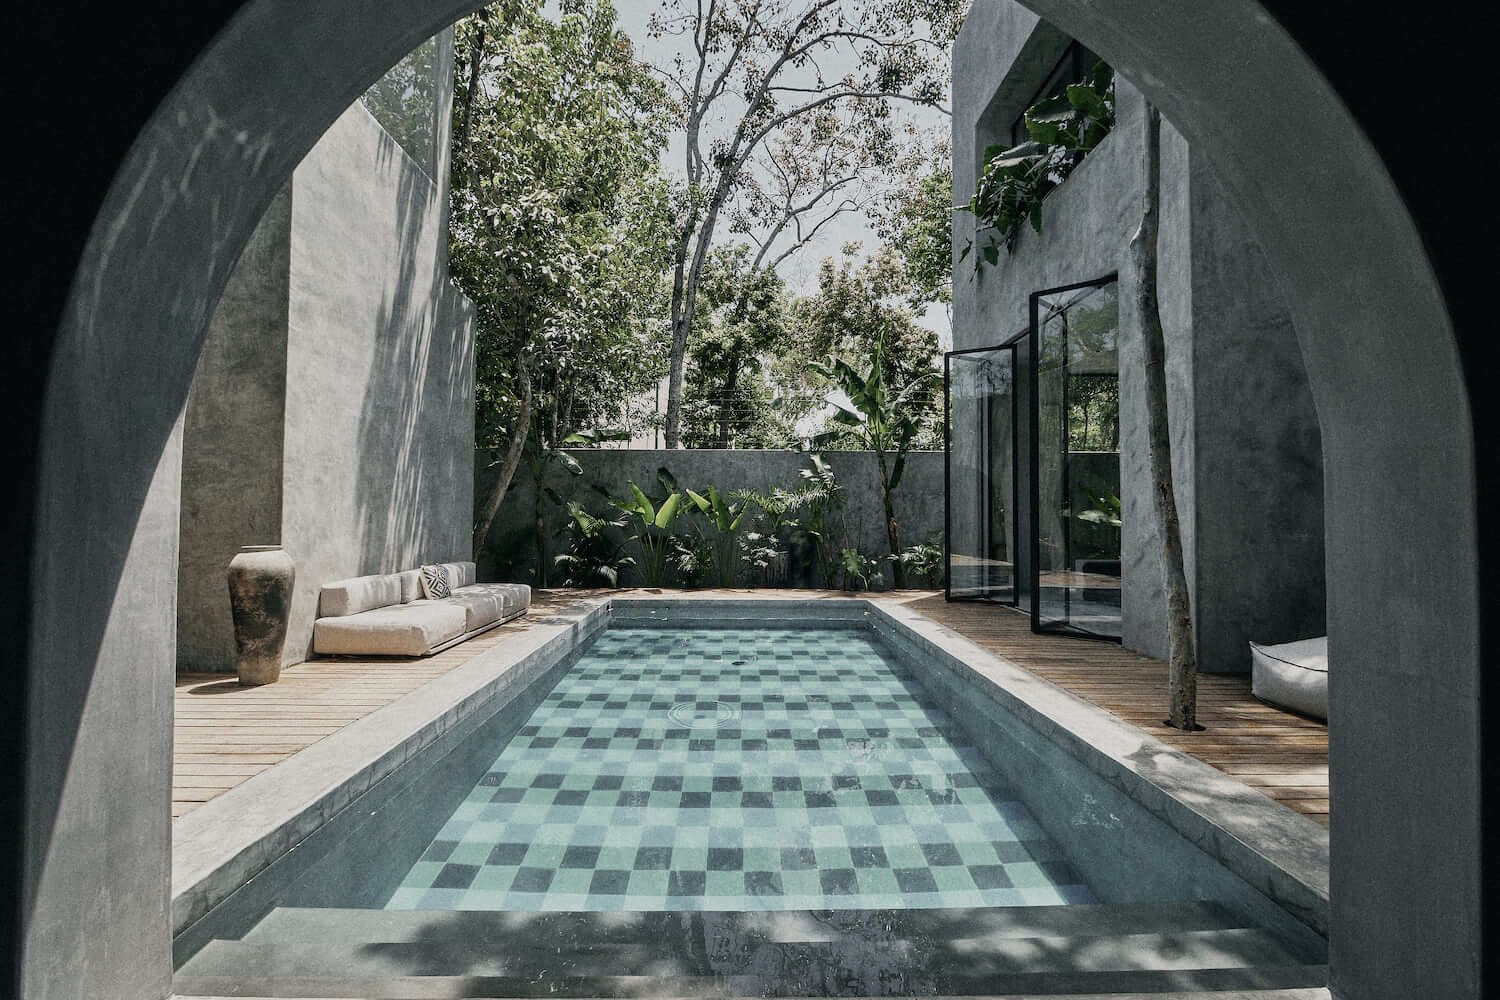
386, 625, 1097, 912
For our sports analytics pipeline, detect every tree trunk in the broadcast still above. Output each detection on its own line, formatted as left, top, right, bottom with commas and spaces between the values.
471, 356, 532, 560
1129, 103, 1200, 731
533, 464, 547, 588
874, 448, 906, 589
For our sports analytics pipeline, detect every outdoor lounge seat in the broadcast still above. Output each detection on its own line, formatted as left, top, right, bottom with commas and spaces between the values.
312, 561, 530, 657
1249, 636, 1328, 721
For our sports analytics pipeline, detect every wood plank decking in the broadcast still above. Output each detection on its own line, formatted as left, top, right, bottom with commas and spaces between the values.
173, 588, 1327, 828
171, 591, 585, 819
906, 595, 1330, 826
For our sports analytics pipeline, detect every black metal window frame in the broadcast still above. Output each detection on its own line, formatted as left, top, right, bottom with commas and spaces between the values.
1028, 273, 1121, 643
943, 329, 1027, 605
1007, 40, 1102, 149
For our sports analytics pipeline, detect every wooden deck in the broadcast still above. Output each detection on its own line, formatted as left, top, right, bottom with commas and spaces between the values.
174, 588, 1327, 828
172, 591, 586, 819
907, 596, 1329, 826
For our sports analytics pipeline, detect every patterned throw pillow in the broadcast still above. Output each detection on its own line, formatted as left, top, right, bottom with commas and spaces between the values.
419, 564, 451, 600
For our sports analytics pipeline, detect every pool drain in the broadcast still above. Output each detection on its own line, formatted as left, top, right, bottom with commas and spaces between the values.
667, 700, 740, 729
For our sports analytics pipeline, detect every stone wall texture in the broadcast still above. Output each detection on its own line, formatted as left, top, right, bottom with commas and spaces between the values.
176, 31, 474, 671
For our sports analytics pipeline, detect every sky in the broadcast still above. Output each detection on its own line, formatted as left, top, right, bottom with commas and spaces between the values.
607, 0, 954, 346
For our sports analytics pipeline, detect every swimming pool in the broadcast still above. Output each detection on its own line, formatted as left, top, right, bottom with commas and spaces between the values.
386, 625, 1095, 913
173, 599, 1327, 996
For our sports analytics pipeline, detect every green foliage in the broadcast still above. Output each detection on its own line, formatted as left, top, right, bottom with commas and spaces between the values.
809, 332, 937, 586
684, 486, 751, 588
1075, 493, 1122, 528
873, 150, 954, 310
895, 541, 945, 588
681, 245, 796, 448
454, 0, 675, 481
613, 480, 686, 587
553, 502, 634, 587
788, 247, 943, 448
798, 454, 851, 588
839, 548, 886, 592
964, 61, 1116, 262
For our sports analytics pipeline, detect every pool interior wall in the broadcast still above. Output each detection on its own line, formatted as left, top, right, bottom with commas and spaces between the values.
173, 599, 1326, 992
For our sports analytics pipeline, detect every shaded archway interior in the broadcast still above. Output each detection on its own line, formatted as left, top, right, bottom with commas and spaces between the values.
20, 1, 1482, 999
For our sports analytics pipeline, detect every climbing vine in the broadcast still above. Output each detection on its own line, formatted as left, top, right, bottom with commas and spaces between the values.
962, 61, 1116, 266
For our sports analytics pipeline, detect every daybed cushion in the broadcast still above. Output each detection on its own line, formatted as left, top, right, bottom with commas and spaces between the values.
1250, 636, 1328, 721
313, 601, 466, 657
319, 572, 403, 618
441, 562, 477, 588
397, 569, 425, 604
448, 583, 531, 630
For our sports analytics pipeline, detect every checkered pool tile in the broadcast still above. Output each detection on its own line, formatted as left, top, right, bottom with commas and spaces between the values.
385, 625, 1097, 912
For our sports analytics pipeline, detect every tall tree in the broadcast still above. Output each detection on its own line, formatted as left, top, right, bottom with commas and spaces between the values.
1130, 103, 1200, 731
681, 244, 794, 448
872, 140, 953, 312
646, 0, 965, 447
450, 0, 674, 558
788, 245, 943, 445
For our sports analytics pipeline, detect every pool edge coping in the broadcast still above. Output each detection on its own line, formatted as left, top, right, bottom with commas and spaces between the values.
170, 592, 1328, 943
170, 597, 612, 934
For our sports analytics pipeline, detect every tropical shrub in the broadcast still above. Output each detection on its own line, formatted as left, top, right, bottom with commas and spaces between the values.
964, 61, 1115, 264
685, 486, 751, 588
553, 502, 634, 587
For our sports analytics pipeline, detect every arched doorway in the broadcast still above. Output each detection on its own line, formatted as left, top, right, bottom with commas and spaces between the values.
17, 2, 1482, 998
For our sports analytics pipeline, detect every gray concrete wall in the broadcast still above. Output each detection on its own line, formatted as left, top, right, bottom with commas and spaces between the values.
175, 30, 474, 670
176, 187, 292, 673
952, 5, 1324, 669
479, 449, 945, 588
1186, 152, 1326, 670
280, 79, 474, 663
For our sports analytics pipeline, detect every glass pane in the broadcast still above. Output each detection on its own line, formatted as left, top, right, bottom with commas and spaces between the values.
946, 347, 1017, 603
361, 32, 444, 175
1034, 281, 1121, 638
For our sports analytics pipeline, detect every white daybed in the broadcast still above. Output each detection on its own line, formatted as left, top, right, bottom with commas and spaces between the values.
312, 561, 529, 657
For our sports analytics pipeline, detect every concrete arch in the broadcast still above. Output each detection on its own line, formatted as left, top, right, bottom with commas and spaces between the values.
20, 2, 1480, 1000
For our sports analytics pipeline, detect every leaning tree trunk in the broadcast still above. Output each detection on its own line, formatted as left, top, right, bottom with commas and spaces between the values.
1129, 103, 1200, 731
874, 449, 906, 589
471, 356, 533, 559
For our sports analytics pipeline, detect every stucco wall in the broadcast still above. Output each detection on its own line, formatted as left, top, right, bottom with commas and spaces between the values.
479, 449, 945, 588
176, 187, 292, 672
175, 30, 475, 671
951, 4, 1324, 669
279, 87, 475, 664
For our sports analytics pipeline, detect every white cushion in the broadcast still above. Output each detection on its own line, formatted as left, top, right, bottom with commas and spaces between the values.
441, 561, 476, 588
397, 569, 424, 604
318, 573, 403, 618
1250, 636, 1328, 721
312, 602, 466, 657
448, 583, 531, 629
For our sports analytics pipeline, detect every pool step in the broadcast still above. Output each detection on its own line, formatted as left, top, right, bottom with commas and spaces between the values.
176, 901, 1327, 994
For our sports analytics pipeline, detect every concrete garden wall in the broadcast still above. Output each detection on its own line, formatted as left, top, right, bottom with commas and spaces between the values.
175, 32, 475, 672
952, 6, 1325, 670
479, 449, 945, 589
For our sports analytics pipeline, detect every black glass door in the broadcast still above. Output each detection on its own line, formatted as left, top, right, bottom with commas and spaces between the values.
1030, 277, 1122, 639
944, 342, 1019, 604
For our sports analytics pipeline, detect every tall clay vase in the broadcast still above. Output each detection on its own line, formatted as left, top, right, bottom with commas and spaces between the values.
227, 545, 295, 686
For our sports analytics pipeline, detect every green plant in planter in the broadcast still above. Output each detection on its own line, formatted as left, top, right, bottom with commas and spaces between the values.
839, 547, 886, 592
798, 454, 849, 588
553, 502, 634, 587
685, 486, 750, 588
735, 485, 816, 586
1075, 493, 1122, 527
894, 541, 945, 589
614, 481, 685, 587
963, 61, 1115, 264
